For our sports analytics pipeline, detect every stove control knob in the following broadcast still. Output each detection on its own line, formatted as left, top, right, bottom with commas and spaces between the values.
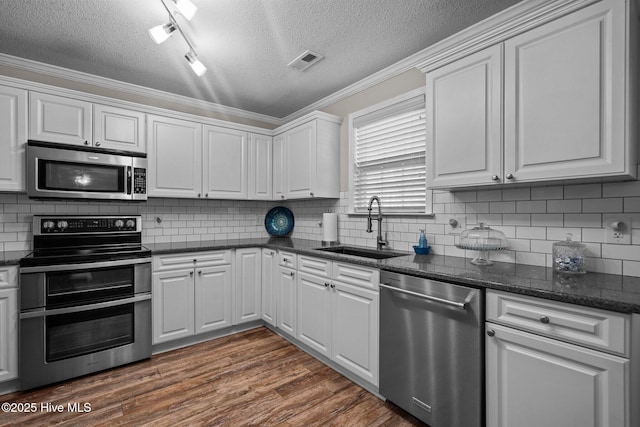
126, 219, 135, 228
115, 219, 124, 228
43, 220, 56, 231
57, 220, 69, 230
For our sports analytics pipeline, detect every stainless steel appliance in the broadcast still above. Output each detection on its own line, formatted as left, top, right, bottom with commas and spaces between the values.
26, 140, 147, 201
19, 215, 152, 390
379, 271, 484, 427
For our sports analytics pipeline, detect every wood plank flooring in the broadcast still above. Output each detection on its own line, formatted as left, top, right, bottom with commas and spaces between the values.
0, 327, 425, 426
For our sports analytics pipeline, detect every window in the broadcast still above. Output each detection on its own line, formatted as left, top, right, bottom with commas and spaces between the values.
349, 88, 429, 214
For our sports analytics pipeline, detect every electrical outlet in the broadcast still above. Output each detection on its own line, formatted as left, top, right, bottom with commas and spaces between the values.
448, 217, 465, 234
604, 215, 632, 245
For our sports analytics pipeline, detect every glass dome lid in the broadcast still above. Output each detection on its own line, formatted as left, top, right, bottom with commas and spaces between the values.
456, 223, 508, 251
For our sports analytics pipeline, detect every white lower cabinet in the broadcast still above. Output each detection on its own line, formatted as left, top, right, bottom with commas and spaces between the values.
277, 251, 297, 336
261, 249, 277, 326
234, 248, 261, 324
0, 267, 18, 383
152, 251, 232, 344
486, 290, 630, 427
296, 256, 380, 386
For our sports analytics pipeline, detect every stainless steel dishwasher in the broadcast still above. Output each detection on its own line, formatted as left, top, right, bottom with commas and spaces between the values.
379, 271, 484, 427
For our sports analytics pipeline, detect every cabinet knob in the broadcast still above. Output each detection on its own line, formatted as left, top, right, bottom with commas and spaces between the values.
491, 175, 500, 181
84, 141, 89, 145
506, 173, 514, 180
205, 193, 208, 198
190, 271, 194, 276
310, 192, 314, 197
281, 195, 285, 199
197, 193, 201, 198
330, 283, 335, 289
540, 315, 550, 324
324, 282, 330, 287
95, 141, 101, 147
198, 270, 202, 275
487, 329, 495, 337
289, 271, 295, 277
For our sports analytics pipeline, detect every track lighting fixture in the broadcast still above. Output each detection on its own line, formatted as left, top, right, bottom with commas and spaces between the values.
149, 0, 206, 77
171, 0, 197, 21
185, 51, 207, 76
148, 21, 176, 44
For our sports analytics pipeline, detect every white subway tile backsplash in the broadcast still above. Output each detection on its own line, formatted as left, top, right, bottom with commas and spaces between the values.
490, 201, 516, 214
564, 214, 602, 228
503, 214, 531, 226
516, 201, 547, 213
516, 227, 546, 240
477, 189, 502, 202
503, 188, 531, 201
623, 260, 640, 277
582, 198, 623, 213
624, 197, 640, 212
602, 244, 640, 261
588, 257, 622, 275
531, 186, 563, 200
531, 214, 563, 227
603, 181, 640, 197
547, 199, 581, 213
547, 227, 582, 242
563, 183, 601, 199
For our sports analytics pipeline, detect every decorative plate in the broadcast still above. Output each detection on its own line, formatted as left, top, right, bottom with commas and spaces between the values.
265, 206, 294, 237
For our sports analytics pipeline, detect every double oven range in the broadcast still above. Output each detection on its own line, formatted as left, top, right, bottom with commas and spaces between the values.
19, 215, 152, 390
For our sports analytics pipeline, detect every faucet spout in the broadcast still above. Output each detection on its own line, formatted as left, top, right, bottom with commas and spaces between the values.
366, 195, 387, 250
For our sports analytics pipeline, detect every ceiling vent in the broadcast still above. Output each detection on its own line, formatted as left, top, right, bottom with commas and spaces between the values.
287, 50, 324, 71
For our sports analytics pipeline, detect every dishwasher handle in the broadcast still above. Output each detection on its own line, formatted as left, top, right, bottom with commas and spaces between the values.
380, 282, 469, 310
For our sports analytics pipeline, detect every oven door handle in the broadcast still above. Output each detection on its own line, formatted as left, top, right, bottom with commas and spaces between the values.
19, 257, 152, 274
19, 293, 151, 319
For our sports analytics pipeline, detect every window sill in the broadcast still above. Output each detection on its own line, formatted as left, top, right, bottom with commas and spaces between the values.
346, 211, 435, 218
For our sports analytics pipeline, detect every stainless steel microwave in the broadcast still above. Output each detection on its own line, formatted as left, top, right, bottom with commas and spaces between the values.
26, 140, 147, 201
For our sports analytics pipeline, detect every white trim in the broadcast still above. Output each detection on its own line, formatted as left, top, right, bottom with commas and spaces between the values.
0, 53, 283, 126
0, 0, 597, 123
347, 87, 432, 216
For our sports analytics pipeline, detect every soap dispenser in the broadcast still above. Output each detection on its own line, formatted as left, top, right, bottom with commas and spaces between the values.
418, 229, 428, 248
413, 229, 430, 254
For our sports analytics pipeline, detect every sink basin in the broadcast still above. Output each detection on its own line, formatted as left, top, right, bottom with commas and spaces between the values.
315, 246, 408, 259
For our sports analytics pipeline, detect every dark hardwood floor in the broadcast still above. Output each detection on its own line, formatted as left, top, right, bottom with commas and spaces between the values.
0, 327, 425, 426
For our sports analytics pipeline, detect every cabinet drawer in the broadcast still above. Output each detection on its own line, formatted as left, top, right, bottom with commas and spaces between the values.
279, 251, 297, 268
153, 250, 232, 271
297, 255, 331, 277
333, 262, 379, 290
486, 290, 629, 356
0, 266, 18, 289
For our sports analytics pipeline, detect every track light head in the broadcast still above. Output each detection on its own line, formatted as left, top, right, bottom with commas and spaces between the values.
172, 0, 197, 20
148, 22, 176, 44
185, 51, 207, 76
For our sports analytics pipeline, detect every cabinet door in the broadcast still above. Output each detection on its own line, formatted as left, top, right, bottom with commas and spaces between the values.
0, 288, 18, 383
426, 45, 503, 189
261, 249, 277, 326
272, 134, 286, 200
332, 281, 379, 386
248, 133, 273, 200
0, 86, 27, 192
93, 104, 145, 153
504, 0, 628, 183
486, 323, 628, 427
203, 125, 248, 199
297, 271, 331, 357
234, 248, 261, 324
29, 92, 92, 146
195, 264, 233, 333
147, 115, 202, 198
152, 269, 195, 344
285, 121, 316, 199
277, 266, 296, 336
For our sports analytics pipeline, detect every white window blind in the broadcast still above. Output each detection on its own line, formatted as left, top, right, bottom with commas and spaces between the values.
352, 94, 426, 213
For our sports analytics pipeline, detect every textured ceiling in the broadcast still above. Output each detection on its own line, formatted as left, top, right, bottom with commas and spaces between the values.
0, 0, 521, 118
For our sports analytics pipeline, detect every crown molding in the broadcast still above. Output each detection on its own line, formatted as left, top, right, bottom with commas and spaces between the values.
0, 0, 598, 125
0, 53, 283, 126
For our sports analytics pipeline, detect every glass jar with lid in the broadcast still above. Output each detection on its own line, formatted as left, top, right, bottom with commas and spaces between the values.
553, 233, 586, 274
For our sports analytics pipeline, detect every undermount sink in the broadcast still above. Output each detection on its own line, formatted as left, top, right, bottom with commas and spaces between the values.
315, 245, 408, 259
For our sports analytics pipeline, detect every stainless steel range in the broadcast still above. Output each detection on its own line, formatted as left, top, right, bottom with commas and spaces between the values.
19, 215, 152, 390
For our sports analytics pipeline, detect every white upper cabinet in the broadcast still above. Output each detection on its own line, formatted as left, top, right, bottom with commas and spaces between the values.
274, 112, 342, 200
0, 85, 27, 192
147, 114, 203, 198
504, 0, 629, 183
248, 133, 273, 200
93, 104, 146, 152
29, 92, 92, 146
203, 125, 248, 199
426, 0, 636, 189
427, 45, 503, 188
30, 92, 146, 152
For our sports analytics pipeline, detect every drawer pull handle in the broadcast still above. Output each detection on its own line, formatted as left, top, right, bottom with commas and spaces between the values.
487, 329, 495, 337
540, 315, 550, 324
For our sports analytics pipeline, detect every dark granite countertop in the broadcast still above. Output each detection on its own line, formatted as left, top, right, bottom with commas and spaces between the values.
147, 237, 640, 314
4, 238, 639, 313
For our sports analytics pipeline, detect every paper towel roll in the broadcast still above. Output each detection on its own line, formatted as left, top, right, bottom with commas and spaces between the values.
322, 213, 338, 243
